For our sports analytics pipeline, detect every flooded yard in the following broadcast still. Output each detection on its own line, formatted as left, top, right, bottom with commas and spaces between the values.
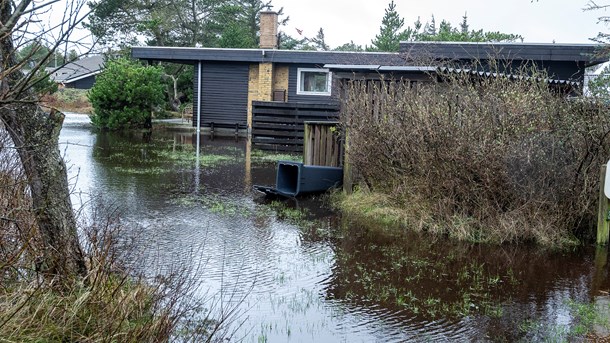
60, 113, 610, 342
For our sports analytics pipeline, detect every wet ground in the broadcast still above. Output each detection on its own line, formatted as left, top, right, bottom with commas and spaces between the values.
60, 113, 610, 342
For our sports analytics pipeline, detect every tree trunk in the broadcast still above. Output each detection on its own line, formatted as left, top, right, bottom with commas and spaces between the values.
1, 105, 87, 279
0, 0, 87, 280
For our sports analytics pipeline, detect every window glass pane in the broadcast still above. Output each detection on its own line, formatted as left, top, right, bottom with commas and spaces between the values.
301, 71, 328, 92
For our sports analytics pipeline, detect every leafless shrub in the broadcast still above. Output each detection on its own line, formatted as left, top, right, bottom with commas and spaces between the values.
341, 65, 610, 246
0, 126, 40, 283
0, 127, 241, 341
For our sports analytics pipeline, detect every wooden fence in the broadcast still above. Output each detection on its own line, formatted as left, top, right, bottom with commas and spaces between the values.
251, 101, 340, 152
303, 121, 342, 167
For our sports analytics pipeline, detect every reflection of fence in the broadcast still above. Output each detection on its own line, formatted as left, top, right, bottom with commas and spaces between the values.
251, 101, 339, 152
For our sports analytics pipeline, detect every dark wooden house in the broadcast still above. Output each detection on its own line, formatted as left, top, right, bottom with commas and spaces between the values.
49, 55, 105, 89
132, 12, 607, 151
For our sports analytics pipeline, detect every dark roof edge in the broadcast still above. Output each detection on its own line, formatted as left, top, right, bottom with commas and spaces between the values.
132, 46, 405, 65
400, 42, 609, 64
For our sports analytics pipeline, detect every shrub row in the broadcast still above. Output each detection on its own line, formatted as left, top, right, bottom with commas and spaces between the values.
340, 69, 610, 246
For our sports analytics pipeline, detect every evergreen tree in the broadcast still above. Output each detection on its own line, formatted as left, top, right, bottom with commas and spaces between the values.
16, 42, 66, 69
424, 15, 436, 36
460, 13, 469, 35
334, 41, 364, 52
67, 49, 79, 62
311, 28, 330, 51
89, 58, 165, 130
413, 14, 522, 42
370, 1, 411, 51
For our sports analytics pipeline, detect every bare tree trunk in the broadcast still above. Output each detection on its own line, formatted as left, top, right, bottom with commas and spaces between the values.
1, 106, 87, 279
0, 0, 86, 279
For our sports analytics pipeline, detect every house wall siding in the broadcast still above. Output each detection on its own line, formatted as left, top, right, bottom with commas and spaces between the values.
192, 62, 249, 126
65, 76, 96, 89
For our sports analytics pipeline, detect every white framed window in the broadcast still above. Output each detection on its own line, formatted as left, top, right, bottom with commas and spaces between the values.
296, 68, 332, 96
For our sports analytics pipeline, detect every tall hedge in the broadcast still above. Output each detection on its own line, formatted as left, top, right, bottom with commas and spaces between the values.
341, 69, 610, 246
89, 58, 165, 130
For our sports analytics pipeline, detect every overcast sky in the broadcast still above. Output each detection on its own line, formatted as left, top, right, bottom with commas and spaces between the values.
270, 0, 606, 48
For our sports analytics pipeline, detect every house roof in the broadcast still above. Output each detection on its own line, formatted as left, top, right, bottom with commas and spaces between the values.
400, 42, 608, 66
49, 55, 105, 84
131, 47, 406, 66
132, 43, 607, 84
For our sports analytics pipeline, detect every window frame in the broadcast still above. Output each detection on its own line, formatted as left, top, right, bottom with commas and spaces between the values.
296, 68, 332, 96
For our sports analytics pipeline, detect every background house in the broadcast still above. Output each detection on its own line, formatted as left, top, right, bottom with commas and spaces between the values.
49, 55, 105, 89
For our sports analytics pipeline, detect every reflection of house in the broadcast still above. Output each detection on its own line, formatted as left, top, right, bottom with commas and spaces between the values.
49, 55, 104, 89
132, 11, 607, 149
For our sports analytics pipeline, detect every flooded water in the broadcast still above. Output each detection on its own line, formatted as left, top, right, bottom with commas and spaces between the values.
60, 113, 610, 342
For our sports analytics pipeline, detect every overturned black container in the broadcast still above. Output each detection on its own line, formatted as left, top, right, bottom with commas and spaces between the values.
255, 161, 343, 197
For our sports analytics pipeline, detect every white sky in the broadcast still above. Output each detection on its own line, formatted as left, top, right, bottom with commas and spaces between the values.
270, 0, 607, 48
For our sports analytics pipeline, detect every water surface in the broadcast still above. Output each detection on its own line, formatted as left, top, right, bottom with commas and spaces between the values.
60, 113, 610, 342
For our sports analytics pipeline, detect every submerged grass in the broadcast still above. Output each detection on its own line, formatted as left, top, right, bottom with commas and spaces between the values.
518, 298, 610, 342
325, 216, 527, 321
250, 149, 301, 163
266, 200, 310, 224
156, 145, 237, 167
334, 189, 580, 248
171, 194, 252, 217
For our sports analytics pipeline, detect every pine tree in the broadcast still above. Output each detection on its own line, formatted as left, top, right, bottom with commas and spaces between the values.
424, 15, 437, 36
370, 1, 407, 52
460, 13, 469, 35
311, 28, 330, 51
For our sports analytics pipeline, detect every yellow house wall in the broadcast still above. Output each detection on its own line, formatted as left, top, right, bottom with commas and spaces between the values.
273, 65, 289, 102
258, 62, 274, 101
247, 63, 291, 129
247, 64, 259, 128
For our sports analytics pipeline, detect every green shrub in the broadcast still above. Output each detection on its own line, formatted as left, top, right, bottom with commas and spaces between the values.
89, 58, 165, 130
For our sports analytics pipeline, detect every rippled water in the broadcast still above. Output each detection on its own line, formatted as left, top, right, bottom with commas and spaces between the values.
60, 113, 610, 342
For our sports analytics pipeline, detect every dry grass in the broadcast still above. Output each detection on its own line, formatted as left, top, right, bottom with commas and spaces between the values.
0, 129, 237, 342
42, 88, 92, 114
340, 65, 609, 247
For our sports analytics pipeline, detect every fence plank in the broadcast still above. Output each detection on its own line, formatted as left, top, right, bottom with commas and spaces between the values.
252, 101, 339, 152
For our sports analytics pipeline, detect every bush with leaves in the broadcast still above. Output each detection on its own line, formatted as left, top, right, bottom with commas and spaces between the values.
89, 58, 165, 130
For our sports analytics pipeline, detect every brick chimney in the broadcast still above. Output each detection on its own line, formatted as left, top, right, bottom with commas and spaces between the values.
259, 11, 278, 49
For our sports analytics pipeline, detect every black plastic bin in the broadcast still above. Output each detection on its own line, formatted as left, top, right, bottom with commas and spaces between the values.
274, 161, 343, 197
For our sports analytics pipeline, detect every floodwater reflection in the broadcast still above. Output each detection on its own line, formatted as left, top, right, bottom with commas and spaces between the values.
60, 114, 610, 342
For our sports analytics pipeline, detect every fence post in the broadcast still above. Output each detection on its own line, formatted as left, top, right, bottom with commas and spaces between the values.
598, 164, 609, 245
343, 128, 353, 194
